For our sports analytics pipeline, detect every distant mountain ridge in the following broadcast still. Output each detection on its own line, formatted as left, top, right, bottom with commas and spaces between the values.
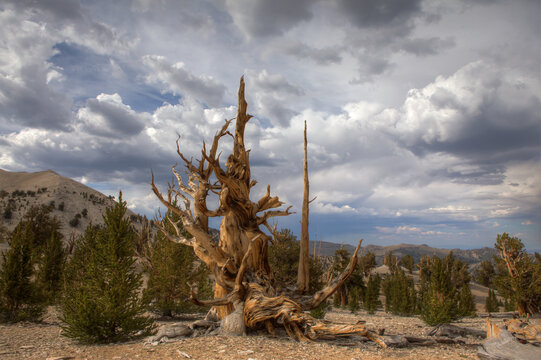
0, 169, 145, 242
309, 240, 496, 265
1, 169, 497, 266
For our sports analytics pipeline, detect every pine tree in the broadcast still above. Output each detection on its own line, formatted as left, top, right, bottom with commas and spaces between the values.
398, 254, 415, 274
474, 260, 495, 287
384, 250, 398, 272
457, 283, 476, 317
268, 228, 325, 295
0, 223, 45, 322
348, 287, 361, 314
268, 229, 300, 291
421, 256, 457, 325
60, 193, 154, 343
144, 225, 211, 316
419, 252, 477, 325
363, 273, 381, 314
20, 205, 63, 263
382, 267, 416, 315
503, 296, 515, 312
493, 233, 540, 316
485, 289, 499, 313
359, 251, 377, 277
330, 248, 364, 307
36, 231, 66, 304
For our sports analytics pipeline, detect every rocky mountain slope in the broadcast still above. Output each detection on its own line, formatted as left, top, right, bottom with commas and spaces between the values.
0, 169, 146, 243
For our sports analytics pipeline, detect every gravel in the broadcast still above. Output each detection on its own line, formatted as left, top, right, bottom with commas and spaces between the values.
0, 307, 495, 359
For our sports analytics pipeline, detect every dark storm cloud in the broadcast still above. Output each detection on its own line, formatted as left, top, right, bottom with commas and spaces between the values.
83, 96, 147, 137
398, 37, 455, 56
337, 0, 422, 29
350, 55, 392, 83
282, 42, 342, 65
0, 66, 73, 131
5, 0, 84, 21
2, 130, 175, 185
405, 90, 541, 163
429, 165, 506, 186
225, 0, 317, 37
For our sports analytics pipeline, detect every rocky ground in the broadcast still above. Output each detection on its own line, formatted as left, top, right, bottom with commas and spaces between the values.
0, 307, 495, 360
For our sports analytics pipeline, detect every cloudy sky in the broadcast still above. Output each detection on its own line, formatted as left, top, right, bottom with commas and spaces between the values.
1, 0, 540, 250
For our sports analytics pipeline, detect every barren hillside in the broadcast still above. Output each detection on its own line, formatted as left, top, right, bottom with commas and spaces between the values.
0, 169, 146, 242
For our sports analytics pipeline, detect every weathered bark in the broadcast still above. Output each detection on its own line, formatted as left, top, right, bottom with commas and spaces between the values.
478, 318, 541, 359
297, 120, 310, 294
152, 77, 384, 347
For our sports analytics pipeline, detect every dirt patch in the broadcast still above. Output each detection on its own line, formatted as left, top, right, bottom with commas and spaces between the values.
0, 307, 495, 360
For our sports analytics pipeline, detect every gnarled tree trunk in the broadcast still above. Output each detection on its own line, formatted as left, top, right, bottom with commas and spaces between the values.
152, 77, 385, 347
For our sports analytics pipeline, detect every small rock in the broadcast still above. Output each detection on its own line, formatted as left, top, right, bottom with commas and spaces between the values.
221, 307, 245, 336
150, 323, 193, 343
238, 349, 255, 355
177, 350, 191, 358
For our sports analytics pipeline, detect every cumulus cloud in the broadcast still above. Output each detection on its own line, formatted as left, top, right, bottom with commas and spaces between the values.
0, 0, 539, 249
395, 61, 541, 167
143, 55, 226, 107
0, 1, 135, 131
77, 93, 149, 137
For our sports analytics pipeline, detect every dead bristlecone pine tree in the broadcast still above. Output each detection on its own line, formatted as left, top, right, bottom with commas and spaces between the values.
152, 77, 386, 347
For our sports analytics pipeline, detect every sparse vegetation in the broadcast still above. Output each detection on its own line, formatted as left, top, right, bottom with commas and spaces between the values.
2, 206, 12, 220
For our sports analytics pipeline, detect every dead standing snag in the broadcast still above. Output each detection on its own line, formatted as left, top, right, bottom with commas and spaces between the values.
152, 77, 385, 347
